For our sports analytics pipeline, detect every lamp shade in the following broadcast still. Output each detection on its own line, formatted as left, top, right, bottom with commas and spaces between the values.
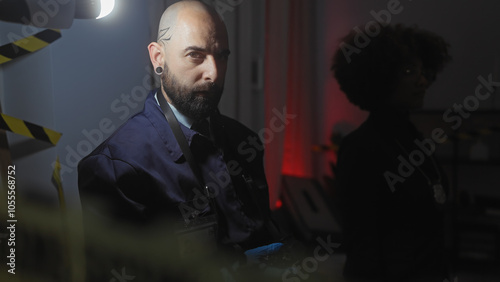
0, 0, 113, 29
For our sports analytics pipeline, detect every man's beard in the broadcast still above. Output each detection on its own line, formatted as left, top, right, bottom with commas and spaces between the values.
161, 64, 223, 121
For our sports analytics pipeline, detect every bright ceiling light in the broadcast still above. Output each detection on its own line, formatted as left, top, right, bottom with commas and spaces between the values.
97, 0, 115, 19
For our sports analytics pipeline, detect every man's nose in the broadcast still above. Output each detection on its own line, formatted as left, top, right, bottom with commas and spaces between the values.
202, 56, 219, 82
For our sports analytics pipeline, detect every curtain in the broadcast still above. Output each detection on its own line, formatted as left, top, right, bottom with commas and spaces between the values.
264, 0, 317, 208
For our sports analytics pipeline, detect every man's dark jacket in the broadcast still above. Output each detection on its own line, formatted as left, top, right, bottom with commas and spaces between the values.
78, 90, 273, 280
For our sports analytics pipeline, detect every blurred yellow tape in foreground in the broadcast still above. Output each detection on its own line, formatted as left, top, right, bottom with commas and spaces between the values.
52, 156, 66, 210
0, 113, 62, 145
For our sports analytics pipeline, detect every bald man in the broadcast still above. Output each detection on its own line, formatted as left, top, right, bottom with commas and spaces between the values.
148, 0, 230, 122
78, 1, 277, 279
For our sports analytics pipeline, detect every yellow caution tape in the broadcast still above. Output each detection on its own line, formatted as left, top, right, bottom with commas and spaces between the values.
0, 113, 62, 145
0, 29, 61, 65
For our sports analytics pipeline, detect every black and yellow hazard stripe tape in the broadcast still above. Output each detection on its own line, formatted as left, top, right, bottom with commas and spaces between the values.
0, 29, 61, 65
0, 113, 62, 145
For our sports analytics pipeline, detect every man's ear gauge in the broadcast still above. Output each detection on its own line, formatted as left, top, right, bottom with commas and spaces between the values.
155, 66, 163, 75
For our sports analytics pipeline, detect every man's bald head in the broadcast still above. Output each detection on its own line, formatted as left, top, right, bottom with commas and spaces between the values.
157, 0, 225, 44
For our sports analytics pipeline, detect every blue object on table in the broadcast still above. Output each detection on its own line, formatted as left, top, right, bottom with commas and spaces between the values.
244, 242, 284, 265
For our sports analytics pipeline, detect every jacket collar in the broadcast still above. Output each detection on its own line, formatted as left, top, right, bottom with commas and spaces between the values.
143, 89, 197, 163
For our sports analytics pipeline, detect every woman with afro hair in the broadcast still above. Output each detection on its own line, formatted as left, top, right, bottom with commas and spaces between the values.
332, 23, 452, 282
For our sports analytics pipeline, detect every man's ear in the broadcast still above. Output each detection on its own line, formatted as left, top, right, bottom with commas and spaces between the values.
148, 42, 164, 71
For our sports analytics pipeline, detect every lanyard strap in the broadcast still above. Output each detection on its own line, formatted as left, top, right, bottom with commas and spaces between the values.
156, 92, 218, 223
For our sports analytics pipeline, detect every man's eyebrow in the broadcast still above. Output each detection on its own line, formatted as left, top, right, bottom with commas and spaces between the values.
184, 46, 206, 53
184, 46, 231, 56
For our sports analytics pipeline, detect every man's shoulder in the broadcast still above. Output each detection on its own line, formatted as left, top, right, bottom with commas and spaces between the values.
81, 116, 155, 162
110, 113, 157, 143
82, 92, 167, 161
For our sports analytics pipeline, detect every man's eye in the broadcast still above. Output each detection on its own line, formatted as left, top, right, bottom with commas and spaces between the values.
188, 52, 204, 59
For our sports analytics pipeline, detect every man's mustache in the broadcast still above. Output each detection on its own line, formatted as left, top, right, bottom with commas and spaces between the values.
192, 82, 222, 94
